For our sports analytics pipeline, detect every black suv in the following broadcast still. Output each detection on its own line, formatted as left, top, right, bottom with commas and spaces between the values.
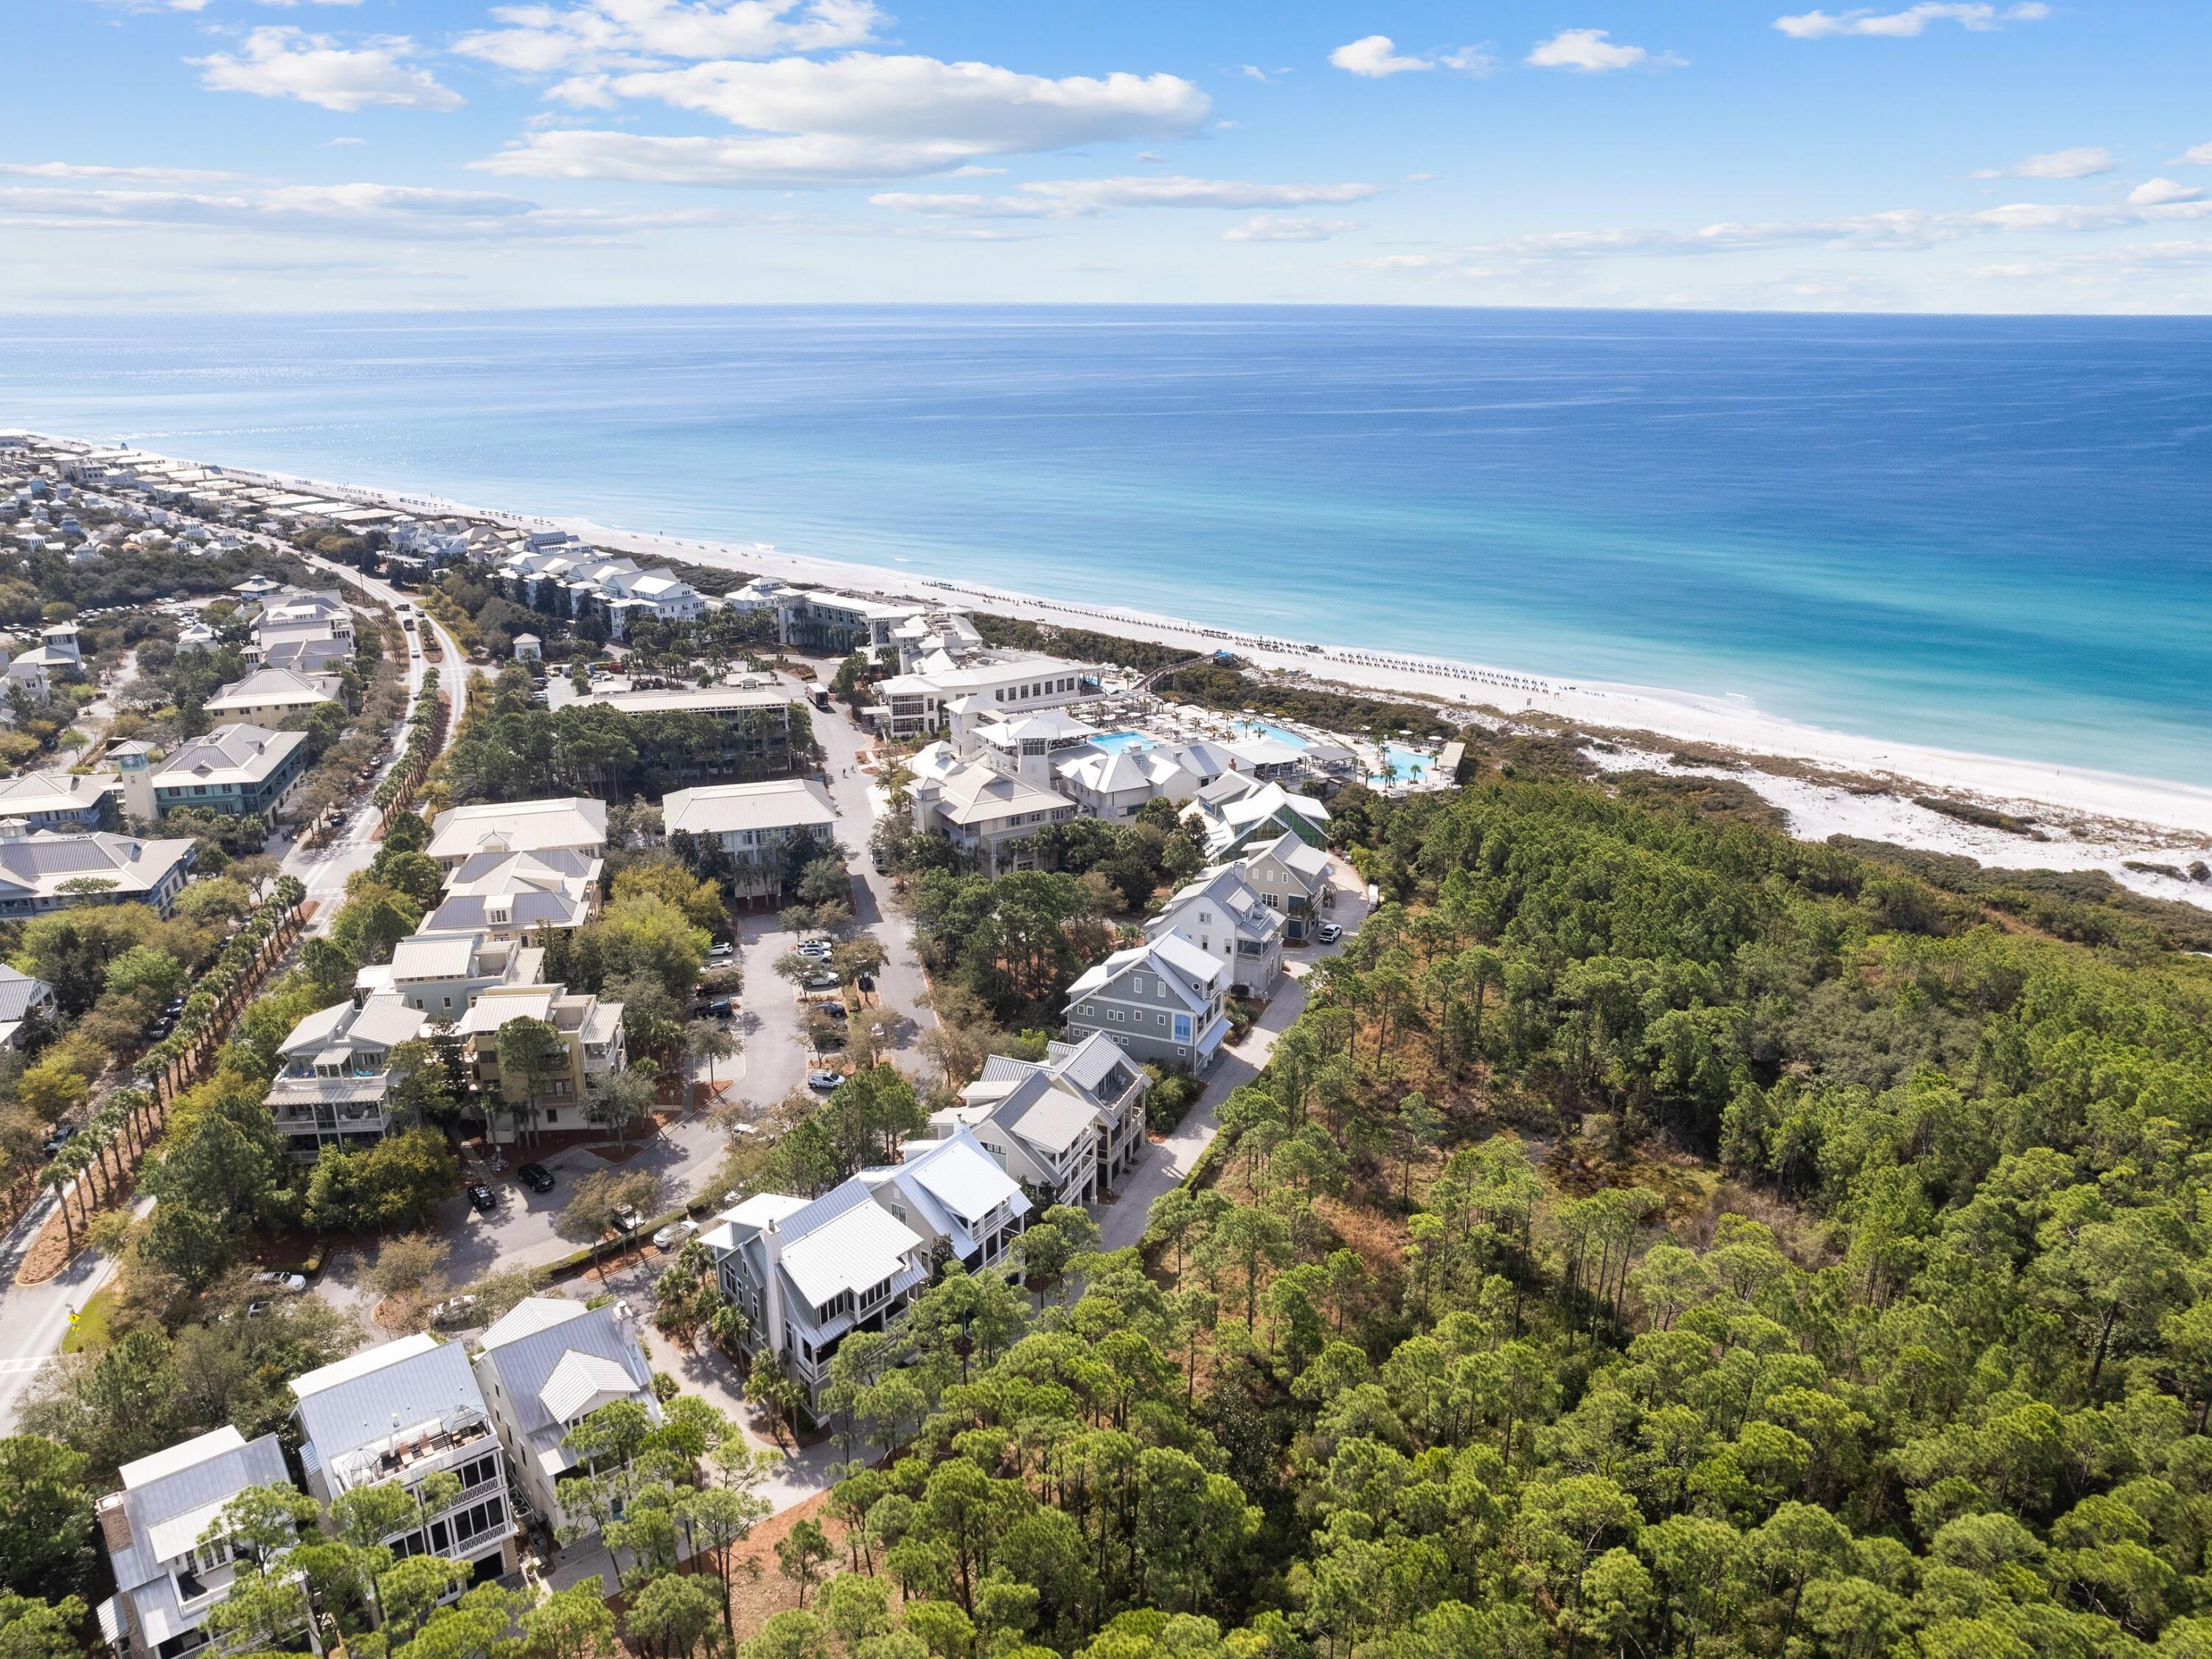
515, 1163, 556, 1194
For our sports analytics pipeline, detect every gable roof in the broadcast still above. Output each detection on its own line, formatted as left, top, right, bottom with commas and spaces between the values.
429, 797, 608, 862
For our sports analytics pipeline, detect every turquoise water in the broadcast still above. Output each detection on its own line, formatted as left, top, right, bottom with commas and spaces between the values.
1089, 732, 1158, 754
1, 306, 2206, 782
1237, 720, 1310, 750
1374, 745, 1436, 789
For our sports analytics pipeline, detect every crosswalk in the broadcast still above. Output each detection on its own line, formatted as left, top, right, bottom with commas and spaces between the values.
0, 1356, 52, 1375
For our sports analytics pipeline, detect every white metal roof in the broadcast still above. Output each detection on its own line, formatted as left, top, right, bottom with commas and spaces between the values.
538, 1352, 639, 1425
778, 1200, 924, 1307
663, 776, 836, 838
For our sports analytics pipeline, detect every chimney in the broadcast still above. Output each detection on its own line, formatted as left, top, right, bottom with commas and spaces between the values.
761, 1215, 786, 1365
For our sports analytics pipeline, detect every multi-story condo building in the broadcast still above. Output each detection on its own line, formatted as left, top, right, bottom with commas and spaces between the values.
0, 767, 121, 831
926, 1032, 1150, 1206
291, 1334, 518, 1588
1145, 866, 1284, 998
94, 1427, 297, 1659
1063, 935, 1231, 1076
470, 1298, 660, 1538
558, 684, 797, 784
428, 798, 608, 873
265, 993, 430, 1162
457, 981, 626, 1140
355, 931, 543, 1020
661, 776, 837, 903
202, 668, 341, 725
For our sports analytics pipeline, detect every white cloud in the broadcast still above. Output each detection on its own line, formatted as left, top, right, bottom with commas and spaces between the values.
869, 175, 1380, 218
1972, 146, 2114, 181
2174, 142, 2212, 167
0, 161, 246, 183
1526, 28, 1674, 72
0, 178, 717, 241
453, 0, 883, 75
195, 28, 465, 111
1329, 35, 1492, 77
2129, 178, 2204, 206
481, 53, 1211, 186
1773, 4, 2050, 40
1374, 195, 2212, 271
1222, 215, 1356, 242
1330, 35, 1429, 77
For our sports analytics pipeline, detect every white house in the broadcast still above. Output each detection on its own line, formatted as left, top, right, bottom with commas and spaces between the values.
1145, 866, 1284, 998
265, 993, 430, 1162
926, 1033, 1150, 1207
470, 1298, 659, 1538
428, 797, 608, 872
291, 1335, 519, 1587
94, 1427, 300, 1659
662, 776, 837, 901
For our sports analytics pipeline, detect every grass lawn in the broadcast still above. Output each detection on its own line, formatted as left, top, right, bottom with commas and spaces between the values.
62, 1284, 116, 1354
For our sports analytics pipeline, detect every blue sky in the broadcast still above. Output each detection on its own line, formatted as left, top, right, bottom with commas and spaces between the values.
7, 0, 2212, 311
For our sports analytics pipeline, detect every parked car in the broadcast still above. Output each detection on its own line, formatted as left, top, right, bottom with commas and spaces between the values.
807, 1069, 842, 1092
515, 1162, 556, 1194
796, 939, 833, 961
614, 1205, 643, 1233
1315, 922, 1343, 944
41, 1124, 76, 1155
465, 1182, 497, 1214
696, 998, 734, 1022
253, 1271, 307, 1293
801, 970, 840, 990
821, 1001, 848, 1021
706, 941, 737, 964
855, 973, 876, 994
653, 1218, 700, 1251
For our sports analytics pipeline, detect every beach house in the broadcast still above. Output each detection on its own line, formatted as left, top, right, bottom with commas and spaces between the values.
1230, 831, 1334, 943
202, 667, 343, 725
923, 1032, 1150, 1206
94, 1427, 300, 1659
470, 1298, 659, 1539
458, 982, 627, 1141
1146, 865, 1285, 997
1062, 935, 1231, 1076
1183, 774, 1330, 861
265, 993, 430, 1161
291, 1335, 520, 1589
0, 824, 197, 917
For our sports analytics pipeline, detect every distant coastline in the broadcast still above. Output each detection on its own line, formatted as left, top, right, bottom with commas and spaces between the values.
19, 423, 2212, 912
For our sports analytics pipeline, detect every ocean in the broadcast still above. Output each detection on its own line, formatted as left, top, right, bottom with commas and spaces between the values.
2, 306, 2206, 785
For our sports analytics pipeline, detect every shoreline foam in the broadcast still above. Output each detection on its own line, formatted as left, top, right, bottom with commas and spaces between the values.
36, 433, 2212, 906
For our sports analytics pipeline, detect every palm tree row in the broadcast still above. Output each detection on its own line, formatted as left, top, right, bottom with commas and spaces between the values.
39, 878, 310, 1255
373, 667, 445, 829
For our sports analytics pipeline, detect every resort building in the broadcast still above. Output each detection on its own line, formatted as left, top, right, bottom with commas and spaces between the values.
908, 762, 1077, 875
457, 982, 627, 1141
869, 653, 1102, 744
925, 1032, 1149, 1207
428, 798, 608, 872
132, 725, 309, 821
0, 767, 120, 831
265, 993, 430, 1162
291, 1335, 520, 1588
470, 1298, 659, 1539
202, 667, 342, 724
662, 776, 837, 902
1183, 775, 1330, 861
255, 635, 353, 679
0, 824, 196, 917
1063, 935, 1231, 1076
1146, 866, 1284, 997
557, 684, 797, 782
435, 848, 601, 933
1053, 742, 1211, 820
94, 1427, 299, 1659
0, 964, 58, 1048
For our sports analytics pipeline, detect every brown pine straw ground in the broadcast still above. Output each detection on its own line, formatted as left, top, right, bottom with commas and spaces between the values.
604, 1488, 851, 1653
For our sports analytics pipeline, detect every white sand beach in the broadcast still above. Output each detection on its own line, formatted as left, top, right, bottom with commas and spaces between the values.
87, 445, 2212, 910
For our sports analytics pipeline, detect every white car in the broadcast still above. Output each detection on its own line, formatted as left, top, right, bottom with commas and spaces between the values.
1315, 922, 1343, 944
429, 1294, 479, 1326
707, 942, 737, 964
253, 1271, 307, 1293
653, 1218, 700, 1251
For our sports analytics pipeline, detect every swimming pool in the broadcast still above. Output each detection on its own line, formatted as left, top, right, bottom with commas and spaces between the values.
1369, 745, 1436, 788
1234, 720, 1309, 750
1089, 731, 1158, 754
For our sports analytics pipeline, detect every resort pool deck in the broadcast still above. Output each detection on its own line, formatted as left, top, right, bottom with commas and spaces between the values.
1089, 731, 1158, 754
1234, 720, 1310, 749
1370, 744, 1436, 788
